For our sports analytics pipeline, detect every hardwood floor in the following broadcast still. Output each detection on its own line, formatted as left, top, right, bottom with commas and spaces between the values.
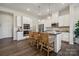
0, 38, 79, 56
0, 38, 56, 56
58, 42, 79, 56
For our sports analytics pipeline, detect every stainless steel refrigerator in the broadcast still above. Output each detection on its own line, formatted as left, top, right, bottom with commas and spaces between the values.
38, 24, 44, 32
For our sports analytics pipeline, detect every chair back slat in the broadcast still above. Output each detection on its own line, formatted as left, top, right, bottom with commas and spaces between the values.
29, 32, 34, 38
41, 32, 49, 45
33, 32, 39, 39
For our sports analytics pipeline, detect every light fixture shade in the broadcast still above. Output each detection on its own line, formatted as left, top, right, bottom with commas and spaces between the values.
38, 13, 42, 15
47, 4, 52, 19
26, 8, 30, 11
47, 16, 51, 19
47, 8, 50, 12
38, 20, 41, 23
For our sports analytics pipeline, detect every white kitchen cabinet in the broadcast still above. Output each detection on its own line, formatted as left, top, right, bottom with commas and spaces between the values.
58, 15, 70, 27
17, 32, 23, 41
16, 16, 22, 27
46, 31, 62, 53
61, 32, 70, 42
16, 16, 23, 41
54, 33, 62, 53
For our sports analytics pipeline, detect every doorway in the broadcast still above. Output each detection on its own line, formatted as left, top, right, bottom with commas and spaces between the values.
0, 11, 13, 42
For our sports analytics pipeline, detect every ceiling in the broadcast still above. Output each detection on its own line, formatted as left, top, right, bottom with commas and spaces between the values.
0, 3, 70, 19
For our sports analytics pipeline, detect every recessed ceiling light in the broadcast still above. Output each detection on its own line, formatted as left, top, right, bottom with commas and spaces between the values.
38, 13, 42, 15
38, 19, 41, 22
47, 9, 50, 12
26, 8, 30, 11
61, 3, 65, 5
47, 16, 51, 19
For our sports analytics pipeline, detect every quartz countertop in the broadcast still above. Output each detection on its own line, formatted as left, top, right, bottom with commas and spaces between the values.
45, 31, 61, 35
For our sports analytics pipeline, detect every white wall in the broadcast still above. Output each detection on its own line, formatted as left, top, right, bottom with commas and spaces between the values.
69, 5, 79, 44
0, 12, 13, 39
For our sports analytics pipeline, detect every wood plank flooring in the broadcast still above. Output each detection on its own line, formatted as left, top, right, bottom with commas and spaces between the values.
0, 38, 79, 56
0, 38, 56, 56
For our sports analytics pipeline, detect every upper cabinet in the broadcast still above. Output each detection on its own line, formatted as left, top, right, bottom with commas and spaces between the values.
39, 19, 51, 27
58, 6, 70, 27
16, 16, 33, 27
16, 16, 22, 27
23, 16, 33, 27
58, 15, 70, 26
58, 6, 70, 16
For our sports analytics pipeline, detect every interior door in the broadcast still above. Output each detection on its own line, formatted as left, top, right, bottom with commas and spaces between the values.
0, 13, 13, 39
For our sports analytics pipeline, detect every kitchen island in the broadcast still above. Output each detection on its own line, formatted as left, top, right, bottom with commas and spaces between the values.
45, 31, 62, 53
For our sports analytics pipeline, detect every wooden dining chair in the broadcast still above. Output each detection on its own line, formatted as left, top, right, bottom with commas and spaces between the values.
29, 32, 34, 46
33, 32, 41, 48
40, 32, 54, 56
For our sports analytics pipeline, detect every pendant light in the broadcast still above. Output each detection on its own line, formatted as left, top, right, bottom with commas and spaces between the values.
38, 5, 41, 22
47, 3, 52, 19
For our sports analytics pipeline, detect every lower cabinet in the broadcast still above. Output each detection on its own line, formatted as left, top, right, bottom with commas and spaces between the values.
54, 33, 62, 53
17, 32, 23, 41
61, 32, 70, 42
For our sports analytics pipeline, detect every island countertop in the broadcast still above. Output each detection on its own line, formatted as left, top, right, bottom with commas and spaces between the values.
44, 31, 61, 35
